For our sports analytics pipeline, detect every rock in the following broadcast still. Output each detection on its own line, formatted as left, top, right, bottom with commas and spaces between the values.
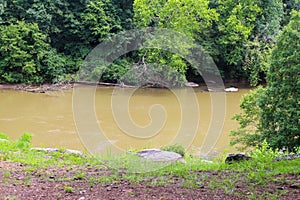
225, 154, 252, 164
31, 148, 59, 153
224, 87, 239, 92
136, 149, 186, 163
31, 147, 84, 156
65, 149, 85, 156
274, 154, 300, 161
185, 82, 199, 87
290, 183, 300, 189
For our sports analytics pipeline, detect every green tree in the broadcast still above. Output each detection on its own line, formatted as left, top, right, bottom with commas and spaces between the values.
112, 0, 134, 29
0, 21, 66, 83
0, 0, 5, 22
231, 11, 300, 152
244, 0, 284, 86
0, 0, 87, 72
133, 0, 218, 86
282, 0, 300, 25
81, 0, 122, 43
216, 0, 261, 80
258, 10, 300, 151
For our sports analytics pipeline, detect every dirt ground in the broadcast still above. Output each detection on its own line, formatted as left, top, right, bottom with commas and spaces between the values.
0, 161, 299, 200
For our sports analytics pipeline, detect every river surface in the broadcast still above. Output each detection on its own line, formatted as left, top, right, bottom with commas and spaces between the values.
0, 87, 251, 157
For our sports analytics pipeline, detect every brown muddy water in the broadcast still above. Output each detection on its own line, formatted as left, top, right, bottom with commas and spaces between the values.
0, 87, 252, 157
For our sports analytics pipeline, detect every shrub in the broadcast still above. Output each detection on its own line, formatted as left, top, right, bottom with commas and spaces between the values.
161, 143, 186, 157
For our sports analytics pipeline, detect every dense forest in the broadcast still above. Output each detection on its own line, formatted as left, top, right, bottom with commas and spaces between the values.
0, 0, 299, 85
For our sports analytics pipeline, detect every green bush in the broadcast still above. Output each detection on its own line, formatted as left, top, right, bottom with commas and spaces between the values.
161, 143, 186, 157
0, 132, 9, 140
16, 133, 32, 151
0, 21, 67, 83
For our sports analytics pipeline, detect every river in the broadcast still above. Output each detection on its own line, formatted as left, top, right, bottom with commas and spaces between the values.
0, 87, 251, 157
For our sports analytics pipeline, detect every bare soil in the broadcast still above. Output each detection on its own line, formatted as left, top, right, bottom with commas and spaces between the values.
0, 161, 299, 200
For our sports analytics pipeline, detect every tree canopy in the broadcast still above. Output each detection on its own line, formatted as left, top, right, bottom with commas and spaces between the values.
0, 0, 298, 85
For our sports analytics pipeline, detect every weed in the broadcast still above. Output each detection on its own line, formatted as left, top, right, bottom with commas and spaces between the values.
181, 179, 198, 189
0, 132, 9, 140
88, 177, 97, 189
24, 175, 31, 187
56, 193, 62, 199
4, 171, 11, 178
64, 185, 74, 193
74, 172, 85, 180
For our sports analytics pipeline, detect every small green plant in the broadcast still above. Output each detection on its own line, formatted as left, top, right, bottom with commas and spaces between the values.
74, 172, 85, 180
56, 193, 62, 199
64, 186, 74, 193
4, 171, 11, 178
0, 132, 9, 140
16, 133, 32, 151
249, 140, 280, 163
161, 143, 186, 157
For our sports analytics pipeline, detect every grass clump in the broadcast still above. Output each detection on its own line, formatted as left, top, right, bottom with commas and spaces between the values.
161, 143, 185, 157
64, 186, 74, 193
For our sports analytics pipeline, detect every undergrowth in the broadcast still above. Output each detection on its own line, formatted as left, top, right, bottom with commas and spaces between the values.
0, 133, 299, 199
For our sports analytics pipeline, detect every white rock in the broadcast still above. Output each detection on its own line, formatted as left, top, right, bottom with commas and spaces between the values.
224, 87, 239, 92
185, 82, 199, 87
65, 149, 84, 156
31, 147, 84, 156
136, 149, 186, 163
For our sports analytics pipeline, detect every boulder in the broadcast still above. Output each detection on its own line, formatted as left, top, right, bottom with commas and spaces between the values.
225, 154, 252, 164
136, 149, 186, 163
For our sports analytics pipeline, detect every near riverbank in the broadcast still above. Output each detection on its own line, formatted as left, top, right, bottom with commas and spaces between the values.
0, 134, 299, 200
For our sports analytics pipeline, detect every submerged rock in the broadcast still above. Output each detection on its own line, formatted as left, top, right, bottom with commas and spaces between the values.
225, 154, 252, 164
136, 149, 186, 163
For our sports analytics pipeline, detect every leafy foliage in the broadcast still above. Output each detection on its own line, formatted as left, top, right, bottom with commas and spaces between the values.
258, 10, 300, 151
244, 0, 284, 86
231, 11, 300, 152
81, 0, 122, 43
0, 0, 298, 84
230, 86, 265, 150
0, 21, 66, 83
133, 0, 218, 86
216, 0, 261, 80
